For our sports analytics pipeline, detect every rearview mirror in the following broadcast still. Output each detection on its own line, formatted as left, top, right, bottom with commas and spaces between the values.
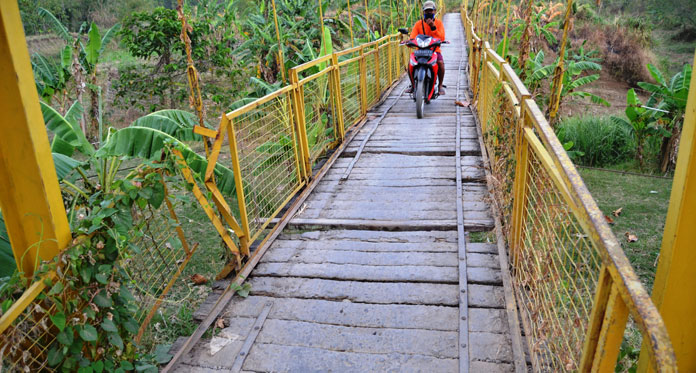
398, 28, 409, 35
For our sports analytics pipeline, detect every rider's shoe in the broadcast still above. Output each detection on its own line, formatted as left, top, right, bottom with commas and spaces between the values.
406, 85, 414, 94
438, 86, 446, 96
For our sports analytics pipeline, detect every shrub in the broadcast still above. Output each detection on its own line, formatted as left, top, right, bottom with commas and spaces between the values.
574, 23, 654, 85
556, 115, 635, 167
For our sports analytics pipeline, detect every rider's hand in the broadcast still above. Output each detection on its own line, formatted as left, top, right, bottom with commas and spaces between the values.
425, 18, 435, 27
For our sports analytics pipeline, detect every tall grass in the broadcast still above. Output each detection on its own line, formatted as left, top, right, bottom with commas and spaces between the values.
556, 115, 635, 167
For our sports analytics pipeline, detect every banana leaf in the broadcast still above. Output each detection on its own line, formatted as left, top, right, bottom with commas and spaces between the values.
41, 101, 94, 156
131, 109, 207, 142
53, 153, 86, 181
0, 211, 16, 278
97, 127, 236, 196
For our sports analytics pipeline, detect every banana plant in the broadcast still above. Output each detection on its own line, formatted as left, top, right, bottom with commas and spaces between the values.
549, 59, 610, 111
637, 63, 691, 171
42, 102, 237, 224
31, 46, 72, 108
510, 3, 560, 49
38, 8, 120, 141
611, 89, 669, 167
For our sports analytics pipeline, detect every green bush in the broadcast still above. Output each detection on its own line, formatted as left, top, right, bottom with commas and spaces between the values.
556, 115, 635, 167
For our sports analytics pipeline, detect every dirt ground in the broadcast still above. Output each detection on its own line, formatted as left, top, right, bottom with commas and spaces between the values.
561, 69, 650, 118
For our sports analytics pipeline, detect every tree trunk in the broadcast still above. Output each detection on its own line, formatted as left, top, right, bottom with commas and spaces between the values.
90, 71, 99, 142
660, 122, 682, 172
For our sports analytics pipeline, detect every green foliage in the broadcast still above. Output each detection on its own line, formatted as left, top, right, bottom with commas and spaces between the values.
510, 3, 560, 48
36, 163, 180, 371
0, 212, 15, 279
31, 46, 72, 103
638, 63, 691, 121
556, 115, 635, 167
520, 47, 608, 111
119, 8, 183, 63
611, 89, 669, 166
637, 63, 691, 171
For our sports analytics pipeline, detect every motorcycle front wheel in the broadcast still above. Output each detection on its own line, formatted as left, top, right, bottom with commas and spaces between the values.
415, 79, 425, 119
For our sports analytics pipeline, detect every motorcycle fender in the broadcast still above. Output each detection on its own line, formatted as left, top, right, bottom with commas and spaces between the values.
415, 67, 427, 82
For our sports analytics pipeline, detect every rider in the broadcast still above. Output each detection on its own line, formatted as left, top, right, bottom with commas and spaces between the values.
407, 0, 446, 95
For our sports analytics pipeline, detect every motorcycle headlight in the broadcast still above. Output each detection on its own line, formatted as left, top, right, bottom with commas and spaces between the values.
417, 37, 432, 48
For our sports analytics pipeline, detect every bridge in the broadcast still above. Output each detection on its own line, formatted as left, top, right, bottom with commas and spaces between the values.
171, 14, 521, 372
0, 2, 694, 372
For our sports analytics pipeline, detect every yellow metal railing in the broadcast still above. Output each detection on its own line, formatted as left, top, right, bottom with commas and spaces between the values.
178, 33, 408, 279
461, 7, 676, 372
0, 31, 408, 370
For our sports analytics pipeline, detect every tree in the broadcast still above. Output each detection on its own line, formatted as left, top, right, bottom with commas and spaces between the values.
37, 8, 119, 141
637, 63, 691, 172
611, 89, 669, 167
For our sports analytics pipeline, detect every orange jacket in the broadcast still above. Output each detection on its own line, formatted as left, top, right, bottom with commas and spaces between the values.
410, 19, 446, 53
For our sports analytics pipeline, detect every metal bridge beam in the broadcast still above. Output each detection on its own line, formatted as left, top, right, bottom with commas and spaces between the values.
639, 51, 696, 372
0, 1, 70, 277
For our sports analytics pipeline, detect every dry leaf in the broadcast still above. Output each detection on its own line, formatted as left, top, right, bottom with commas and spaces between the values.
455, 100, 470, 107
612, 207, 623, 217
191, 273, 207, 285
604, 215, 614, 224
215, 318, 226, 329
625, 232, 638, 243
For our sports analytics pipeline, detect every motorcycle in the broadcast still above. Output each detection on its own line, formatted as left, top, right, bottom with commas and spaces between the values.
398, 28, 449, 118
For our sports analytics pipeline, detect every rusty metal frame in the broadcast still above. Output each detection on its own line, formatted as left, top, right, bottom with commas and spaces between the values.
462, 6, 677, 371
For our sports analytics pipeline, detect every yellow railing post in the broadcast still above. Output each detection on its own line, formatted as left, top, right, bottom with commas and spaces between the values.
637, 50, 696, 372
509, 100, 533, 261
479, 48, 488, 132
580, 267, 630, 372
359, 46, 368, 114
0, 0, 71, 277
289, 69, 312, 179
388, 38, 394, 84
331, 53, 346, 140
374, 43, 381, 96
225, 116, 251, 257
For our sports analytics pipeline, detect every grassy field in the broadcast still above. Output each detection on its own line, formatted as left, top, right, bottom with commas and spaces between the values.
578, 168, 673, 291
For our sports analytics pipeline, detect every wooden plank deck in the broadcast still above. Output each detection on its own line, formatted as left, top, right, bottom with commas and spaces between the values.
173, 13, 522, 372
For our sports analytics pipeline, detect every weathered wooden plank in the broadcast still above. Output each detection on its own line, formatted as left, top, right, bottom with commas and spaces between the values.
253, 262, 459, 283
468, 267, 502, 285
469, 308, 510, 334
470, 331, 514, 363
300, 200, 489, 214
468, 252, 501, 268
469, 284, 506, 308
248, 276, 460, 306
296, 207, 456, 221
241, 343, 459, 372
268, 240, 457, 253
335, 153, 456, 168
277, 229, 458, 243
333, 154, 481, 168
326, 165, 455, 178
224, 296, 459, 331
261, 247, 458, 266
305, 190, 462, 203
467, 242, 498, 254
286, 218, 459, 230
470, 361, 515, 373
245, 319, 459, 358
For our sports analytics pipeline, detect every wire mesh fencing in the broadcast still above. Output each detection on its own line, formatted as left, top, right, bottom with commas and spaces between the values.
339, 57, 364, 130
228, 89, 303, 242
463, 6, 676, 371
1, 32, 408, 372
